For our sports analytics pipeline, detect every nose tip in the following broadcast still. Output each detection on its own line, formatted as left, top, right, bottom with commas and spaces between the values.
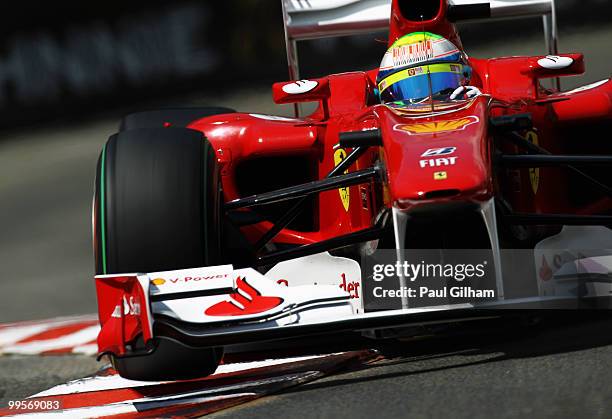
422, 189, 461, 200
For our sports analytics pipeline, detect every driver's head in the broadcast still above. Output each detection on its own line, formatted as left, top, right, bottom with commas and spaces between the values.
376, 32, 471, 104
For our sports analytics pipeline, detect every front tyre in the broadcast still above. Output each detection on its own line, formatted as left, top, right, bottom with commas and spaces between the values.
94, 126, 223, 380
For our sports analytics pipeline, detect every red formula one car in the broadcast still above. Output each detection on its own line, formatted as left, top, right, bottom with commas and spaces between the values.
93, 0, 612, 380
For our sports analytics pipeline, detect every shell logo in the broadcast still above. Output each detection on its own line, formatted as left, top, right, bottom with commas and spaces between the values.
395, 116, 479, 135
151, 278, 166, 285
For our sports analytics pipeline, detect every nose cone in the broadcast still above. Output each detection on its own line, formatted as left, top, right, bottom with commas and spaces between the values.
377, 98, 493, 210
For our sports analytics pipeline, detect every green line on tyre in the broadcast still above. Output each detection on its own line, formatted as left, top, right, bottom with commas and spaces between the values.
100, 145, 108, 274
202, 141, 208, 264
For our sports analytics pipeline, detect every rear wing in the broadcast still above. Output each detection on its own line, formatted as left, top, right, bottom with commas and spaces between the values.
281, 0, 558, 81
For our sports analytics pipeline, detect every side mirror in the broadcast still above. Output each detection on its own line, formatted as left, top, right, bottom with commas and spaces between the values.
521, 53, 585, 79
272, 77, 330, 105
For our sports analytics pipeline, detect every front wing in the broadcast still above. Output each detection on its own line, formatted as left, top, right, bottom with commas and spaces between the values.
95, 253, 612, 358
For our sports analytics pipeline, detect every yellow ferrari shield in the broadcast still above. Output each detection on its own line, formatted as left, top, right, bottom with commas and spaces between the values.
334, 149, 350, 211
524, 131, 540, 194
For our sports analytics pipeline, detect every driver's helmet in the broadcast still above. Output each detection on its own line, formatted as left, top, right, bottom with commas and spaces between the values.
376, 32, 471, 104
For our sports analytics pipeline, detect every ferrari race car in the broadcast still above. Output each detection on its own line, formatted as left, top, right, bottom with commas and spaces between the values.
93, 0, 612, 380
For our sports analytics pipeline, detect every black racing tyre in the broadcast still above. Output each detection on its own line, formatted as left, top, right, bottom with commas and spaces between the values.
93, 126, 224, 380
120, 107, 235, 131
94, 127, 222, 274
110, 337, 224, 382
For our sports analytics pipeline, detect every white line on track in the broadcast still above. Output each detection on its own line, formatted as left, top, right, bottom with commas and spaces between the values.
0, 315, 98, 330
0, 315, 98, 350
1, 325, 100, 355
19, 372, 320, 417
31, 354, 333, 397
0, 324, 52, 347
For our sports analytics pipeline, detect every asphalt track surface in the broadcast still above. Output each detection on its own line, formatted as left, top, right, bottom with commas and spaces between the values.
1, 23, 612, 417
212, 314, 612, 419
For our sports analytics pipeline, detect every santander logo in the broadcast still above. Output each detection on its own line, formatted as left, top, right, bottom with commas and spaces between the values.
205, 277, 283, 317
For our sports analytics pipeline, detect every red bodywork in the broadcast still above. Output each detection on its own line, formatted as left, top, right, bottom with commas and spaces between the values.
94, 0, 612, 360
185, 0, 611, 248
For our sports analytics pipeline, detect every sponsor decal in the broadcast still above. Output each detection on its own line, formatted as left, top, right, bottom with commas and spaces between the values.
391, 40, 434, 68
539, 255, 553, 281
379, 34, 460, 71
421, 147, 456, 157
433, 171, 448, 180
155, 274, 229, 285
111, 296, 141, 318
282, 79, 318, 95
523, 130, 540, 194
420, 157, 458, 168
205, 277, 283, 317
339, 273, 360, 299
333, 149, 350, 211
420, 146, 458, 168
537, 55, 573, 70
407, 66, 425, 77
395, 116, 478, 135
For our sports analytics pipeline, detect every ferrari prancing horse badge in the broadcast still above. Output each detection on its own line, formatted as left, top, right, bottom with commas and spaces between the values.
334, 149, 351, 211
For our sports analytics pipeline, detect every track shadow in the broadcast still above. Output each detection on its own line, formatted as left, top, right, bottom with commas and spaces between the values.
282, 312, 612, 394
